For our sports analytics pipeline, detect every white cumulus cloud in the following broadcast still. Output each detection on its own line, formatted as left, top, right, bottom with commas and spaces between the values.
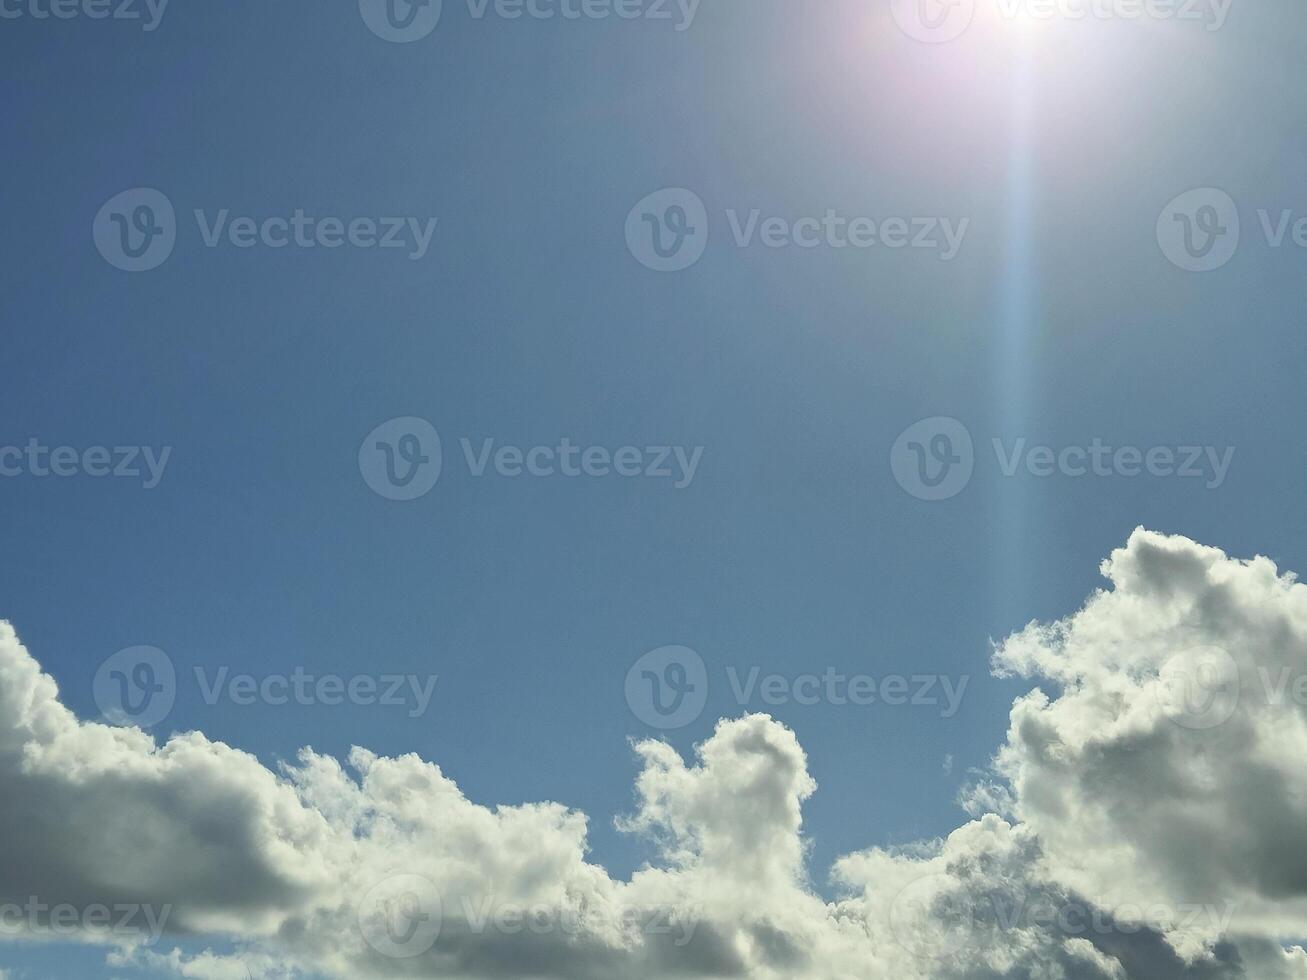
3, 529, 1307, 979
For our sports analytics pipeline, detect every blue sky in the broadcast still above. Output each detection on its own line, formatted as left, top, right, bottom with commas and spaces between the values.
3, 1, 1307, 977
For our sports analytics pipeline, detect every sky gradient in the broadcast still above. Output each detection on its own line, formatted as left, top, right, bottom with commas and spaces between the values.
3, 1, 1307, 977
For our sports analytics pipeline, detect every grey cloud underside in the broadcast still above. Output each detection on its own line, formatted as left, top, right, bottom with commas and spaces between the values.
3, 528, 1307, 978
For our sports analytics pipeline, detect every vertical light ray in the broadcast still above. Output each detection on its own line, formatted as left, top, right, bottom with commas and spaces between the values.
994, 33, 1037, 617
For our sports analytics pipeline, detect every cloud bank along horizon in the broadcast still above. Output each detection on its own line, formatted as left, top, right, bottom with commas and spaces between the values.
3, 528, 1307, 978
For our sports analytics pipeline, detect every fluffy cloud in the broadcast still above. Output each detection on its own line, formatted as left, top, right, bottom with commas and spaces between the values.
992, 529, 1307, 955
3, 529, 1307, 978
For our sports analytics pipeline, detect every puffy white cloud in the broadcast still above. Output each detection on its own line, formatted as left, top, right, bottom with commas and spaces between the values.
3, 529, 1307, 979
992, 529, 1307, 954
